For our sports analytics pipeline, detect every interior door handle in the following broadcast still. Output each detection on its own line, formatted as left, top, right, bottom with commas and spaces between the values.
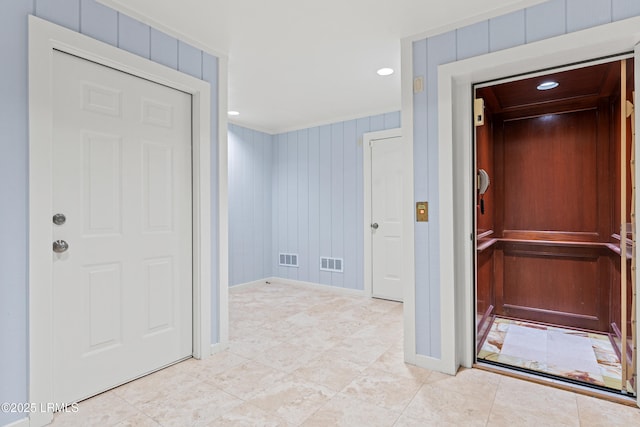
371, 223, 379, 230
53, 240, 69, 253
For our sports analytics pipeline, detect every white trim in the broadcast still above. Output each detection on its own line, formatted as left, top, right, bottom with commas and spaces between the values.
429, 16, 640, 387
28, 16, 214, 426
218, 55, 230, 349
402, 0, 547, 44
228, 278, 270, 290
363, 128, 403, 299
269, 277, 366, 297
271, 107, 401, 135
210, 342, 229, 355
400, 38, 417, 367
3, 417, 29, 427
96, 0, 226, 58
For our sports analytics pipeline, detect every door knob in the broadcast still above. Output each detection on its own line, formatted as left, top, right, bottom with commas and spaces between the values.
53, 240, 69, 253
371, 223, 379, 230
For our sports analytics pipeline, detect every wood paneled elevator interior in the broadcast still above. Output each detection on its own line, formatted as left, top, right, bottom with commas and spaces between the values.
475, 57, 636, 394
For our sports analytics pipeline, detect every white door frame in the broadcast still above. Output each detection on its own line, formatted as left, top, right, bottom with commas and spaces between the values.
28, 16, 221, 426
402, 15, 640, 404
363, 128, 416, 362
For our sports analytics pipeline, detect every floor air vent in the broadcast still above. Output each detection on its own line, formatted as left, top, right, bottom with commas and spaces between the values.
279, 253, 299, 267
320, 257, 343, 272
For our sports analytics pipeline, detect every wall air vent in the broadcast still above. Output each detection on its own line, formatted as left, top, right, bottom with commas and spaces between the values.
279, 253, 299, 267
320, 257, 343, 273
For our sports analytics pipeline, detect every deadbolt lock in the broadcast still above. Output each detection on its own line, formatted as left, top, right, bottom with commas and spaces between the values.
53, 213, 66, 225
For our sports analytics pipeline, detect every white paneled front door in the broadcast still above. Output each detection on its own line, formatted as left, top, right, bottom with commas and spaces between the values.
371, 136, 404, 302
51, 51, 193, 404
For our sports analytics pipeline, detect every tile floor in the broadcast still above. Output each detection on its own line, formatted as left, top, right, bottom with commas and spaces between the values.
479, 317, 623, 390
49, 281, 640, 426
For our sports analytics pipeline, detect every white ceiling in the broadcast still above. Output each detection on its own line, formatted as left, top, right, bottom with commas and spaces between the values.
100, 0, 547, 134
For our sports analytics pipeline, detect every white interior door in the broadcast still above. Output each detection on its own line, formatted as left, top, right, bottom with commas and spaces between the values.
51, 51, 193, 404
371, 136, 404, 301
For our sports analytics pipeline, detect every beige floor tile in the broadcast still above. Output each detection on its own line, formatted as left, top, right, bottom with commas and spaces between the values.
252, 341, 321, 373
112, 412, 161, 427
402, 381, 494, 426
205, 360, 289, 400
369, 345, 432, 382
487, 376, 579, 427
137, 380, 243, 427
302, 392, 401, 426
576, 394, 640, 427
342, 367, 423, 412
293, 354, 366, 392
50, 392, 138, 427
245, 374, 335, 424
113, 369, 202, 407
201, 401, 294, 427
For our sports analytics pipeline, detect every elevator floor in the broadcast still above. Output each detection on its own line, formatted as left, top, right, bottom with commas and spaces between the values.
478, 317, 622, 391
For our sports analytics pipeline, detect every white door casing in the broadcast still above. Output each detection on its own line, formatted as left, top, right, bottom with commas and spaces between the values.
51, 50, 193, 404
362, 129, 407, 301
370, 136, 404, 302
28, 16, 226, 427
399, 14, 640, 401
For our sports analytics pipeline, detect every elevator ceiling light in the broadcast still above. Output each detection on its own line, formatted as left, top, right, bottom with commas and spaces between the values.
228, 110, 240, 116
537, 81, 559, 90
377, 67, 394, 76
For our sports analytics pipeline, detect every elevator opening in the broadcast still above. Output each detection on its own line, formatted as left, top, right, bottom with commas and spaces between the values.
474, 56, 637, 396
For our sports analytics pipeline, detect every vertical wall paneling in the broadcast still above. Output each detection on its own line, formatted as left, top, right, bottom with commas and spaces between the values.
411, 0, 640, 362
308, 127, 321, 284
287, 131, 299, 280
35, 0, 80, 32
384, 111, 401, 129
151, 28, 179, 69
566, 0, 612, 32
277, 133, 289, 278
318, 125, 333, 285
330, 122, 345, 287
489, 10, 525, 52
297, 129, 310, 280
455, 21, 488, 61
118, 13, 150, 59
4, 0, 220, 423
1, 3, 32, 425
343, 120, 358, 289
369, 113, 385, 132
178, 40, 203, 79
271, 137, 280, 276
227, 125, 274, 286
412, 38, 430, 356
613, 0, 640, 21
80, 0, 117, 45
525, 0, 566, 43
228, 126, 239, 286
425, 30, 456, 358
202, 53, 219, 342
355, 117, 371, 291
263, 131, 273, 277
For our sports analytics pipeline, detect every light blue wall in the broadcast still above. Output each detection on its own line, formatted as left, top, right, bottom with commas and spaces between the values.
228, 125, 273, 286
272, 112, 401, 289
0, 1, 220, 424
411, 0, 640, 358
228, 113, 400, 289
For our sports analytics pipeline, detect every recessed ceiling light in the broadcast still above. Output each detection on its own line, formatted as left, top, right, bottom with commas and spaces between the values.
228, 110, 240, 116
537, 81, 559, 91
377, 68, 394, 76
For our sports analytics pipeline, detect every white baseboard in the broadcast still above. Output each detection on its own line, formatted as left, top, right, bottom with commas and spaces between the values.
3, 416, 30, 427
229, 278, 270, 290
414, 353, 458, 376
267, 277, 366, 296
209, 341, 228, 355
